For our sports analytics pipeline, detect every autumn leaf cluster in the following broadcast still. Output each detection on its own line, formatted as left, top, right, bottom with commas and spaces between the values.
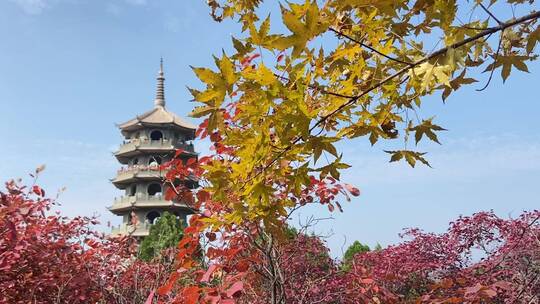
155, 0, 540, 302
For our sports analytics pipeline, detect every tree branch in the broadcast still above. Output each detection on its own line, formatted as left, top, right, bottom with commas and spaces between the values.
328, 27, 413, 66
479, 3, 503, 25
246, 10, 540, 183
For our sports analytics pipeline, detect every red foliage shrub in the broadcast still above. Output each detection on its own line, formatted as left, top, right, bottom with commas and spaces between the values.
240, 233, 395, 304
2, 175, 538, 304
352, 210, 540, 303
0, 178, 172, 304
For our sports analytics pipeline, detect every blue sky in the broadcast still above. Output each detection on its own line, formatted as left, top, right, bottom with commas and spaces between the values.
1, 0, 539, 258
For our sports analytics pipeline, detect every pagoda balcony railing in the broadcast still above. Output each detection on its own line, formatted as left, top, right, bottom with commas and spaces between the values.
117, 164, 163, 174
115, 138, 195, 155
109, 193, 192, 213
114, 164, 166, 183
110, 222, 151, 237
111, 193, 166, 208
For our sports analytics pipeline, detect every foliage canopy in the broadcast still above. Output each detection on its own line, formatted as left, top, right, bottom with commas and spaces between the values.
139, 211, 185, 261
342, 240, 370, 269
158, 0, 540, 302
191, 0, 540, 230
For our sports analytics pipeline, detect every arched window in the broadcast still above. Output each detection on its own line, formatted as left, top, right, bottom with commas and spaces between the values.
150, 130, 163, 141
129, 184, 137, 196
146, 211, 160, 224
147, 183, 162, 196
148, 156, 162, 166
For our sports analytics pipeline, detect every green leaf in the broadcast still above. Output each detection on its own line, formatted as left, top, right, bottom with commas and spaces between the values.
410, 118, 447, 145
384, 150, 431, 168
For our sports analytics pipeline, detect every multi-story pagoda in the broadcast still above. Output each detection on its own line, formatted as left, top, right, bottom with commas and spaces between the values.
109, 59, 197, 237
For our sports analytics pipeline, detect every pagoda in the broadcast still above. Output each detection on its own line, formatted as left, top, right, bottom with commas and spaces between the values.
109, 59, 197, 237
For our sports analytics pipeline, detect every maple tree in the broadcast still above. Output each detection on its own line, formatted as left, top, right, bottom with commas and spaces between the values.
155, 0, 540, 303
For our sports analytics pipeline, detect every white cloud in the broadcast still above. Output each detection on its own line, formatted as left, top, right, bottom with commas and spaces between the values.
9, 0, 48, 14
292, 133, 540, 257
338, 133, 540, 186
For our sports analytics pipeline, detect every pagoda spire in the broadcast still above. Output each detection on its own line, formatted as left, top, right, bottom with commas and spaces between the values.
154, 57, 165, 107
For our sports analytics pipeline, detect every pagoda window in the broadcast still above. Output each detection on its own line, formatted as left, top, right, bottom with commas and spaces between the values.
150, 130, 163, 141
146, 211, 160, 224
148, 156, 162, 166
147, 183, 162, 196
129, 184, 137, 196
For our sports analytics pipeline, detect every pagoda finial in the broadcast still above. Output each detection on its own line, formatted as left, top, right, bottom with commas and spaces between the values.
154, 57, 165, 107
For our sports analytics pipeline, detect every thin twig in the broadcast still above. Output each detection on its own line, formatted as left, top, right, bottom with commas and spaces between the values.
329, 27, 413, 66
479, 2, 503, 25
477, 30, 504, 91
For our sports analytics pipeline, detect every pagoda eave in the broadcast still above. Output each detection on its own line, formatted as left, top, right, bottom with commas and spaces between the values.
108, 201, 194, 215
112, 176, 164, 189
119, 121, 196, 133
115, 150, 197, 165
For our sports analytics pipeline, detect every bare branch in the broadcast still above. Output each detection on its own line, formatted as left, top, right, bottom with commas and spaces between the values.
479, 2, 503, 25
329, 27, 414, 66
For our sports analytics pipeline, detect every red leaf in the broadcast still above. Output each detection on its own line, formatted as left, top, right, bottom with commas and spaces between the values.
344, 183, 360, 196
184, 286, 200, 304
6, 220, 17, 243
492, 281, 511, 290
165, 187, 177, 201
32, 185, 44, 197
201, 264, 217, 283
241, 53, 260, 68
226, 281, 244, 298
236, 259, 249, 272
197, 190, 210, 203
144, 290, 155, 304
465, 283, 483, 295
361, 278, 374, 284
482, 288, 497, 298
